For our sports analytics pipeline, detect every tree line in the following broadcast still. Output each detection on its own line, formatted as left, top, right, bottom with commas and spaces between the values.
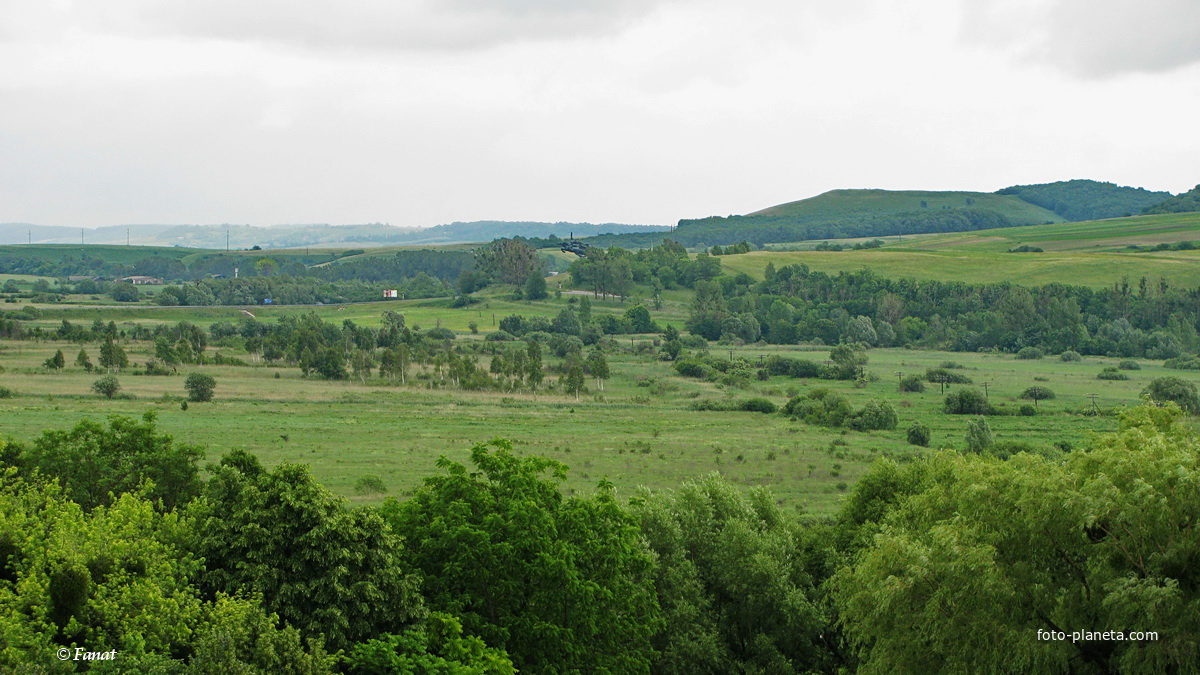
683, 264, 1200, 359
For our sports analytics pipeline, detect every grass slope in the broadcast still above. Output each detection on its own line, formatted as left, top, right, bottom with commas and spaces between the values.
749, 189, 1063, 225
722, 212, 1200, 288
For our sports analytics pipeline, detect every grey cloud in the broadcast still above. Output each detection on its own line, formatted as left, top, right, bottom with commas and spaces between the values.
964, 0, 1200, 77
67, 0, 669, 52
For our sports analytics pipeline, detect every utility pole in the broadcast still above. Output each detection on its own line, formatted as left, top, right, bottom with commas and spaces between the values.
982, 381, 991, 399
896, 371, 904, 390
127, 227, 130, 246
81, 228, 84, 245
1087, 393, 1099, 416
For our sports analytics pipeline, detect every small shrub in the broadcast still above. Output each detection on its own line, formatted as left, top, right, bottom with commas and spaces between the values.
944, 388, 993, 414
939, 361, 965, 369
1015, 346, 1044, 360
848, 400, 898, 431
354, 476, 388, 495
1059, 350, 1082, 362
1118, 360, 1141, 371
1019, 386, 1055, 409
899, 374, 925, 392
1097, 367, 1128, 381
906, 421, 931, 447
739, 398, 778, 414
965, 417, 995, 453
1018, 404, 1037, 416
674, 359, 711, 379
0, 386, 12, 399
925, 368, 972, 384
91, 375, 121, 399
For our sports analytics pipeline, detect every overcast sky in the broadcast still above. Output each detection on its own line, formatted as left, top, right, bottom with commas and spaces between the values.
2, 0, 1198, 228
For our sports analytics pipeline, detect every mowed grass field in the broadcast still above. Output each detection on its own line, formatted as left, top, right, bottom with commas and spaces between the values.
3, 314, 1195, 515
721, 212, 1200, 288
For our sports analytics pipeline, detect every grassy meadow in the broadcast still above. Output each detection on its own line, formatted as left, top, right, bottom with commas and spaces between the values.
2, 297, 1192, 515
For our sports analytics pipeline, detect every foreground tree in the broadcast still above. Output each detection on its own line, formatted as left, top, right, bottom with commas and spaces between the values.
383, 439, 661, 673
16, 412, 202, 511
189, 451, 424, 651
629, 475, 836, 673
0, 473, 332, 671
833, 403, 1200, 673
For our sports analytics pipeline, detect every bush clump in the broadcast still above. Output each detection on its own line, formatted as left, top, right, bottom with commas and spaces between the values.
1015, 347, 1044, 360
906, 421, 931, 447
849, 400, 898, 431
674, 359, 711, 379
1059, 351, 1082, 362
925, 368, 972, 385
739, 398, 778, 414
1097, 367, 1128, 381
898, 375, 925, 393
184, 373, 217, 402
1118, 360, 1142, 370
782, 388, 854, 427
1142, 377, 1200, 414
1164, 355, 1200, 370
944, 388, 993, 415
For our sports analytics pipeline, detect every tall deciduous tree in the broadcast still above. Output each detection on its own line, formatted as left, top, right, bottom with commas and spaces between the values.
476, 238, 542, 286
20, 412, 203, 511
629, 474, 836, 673
382, 440, 661, 673
189, 451, 424, 651
833, 404, 1200, 673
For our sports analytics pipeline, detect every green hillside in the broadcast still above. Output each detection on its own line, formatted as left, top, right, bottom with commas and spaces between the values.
748, 188, 1062, 223
997, 179, 1171, 221
587, 188, 1066, 249
717, 211, 1200, 289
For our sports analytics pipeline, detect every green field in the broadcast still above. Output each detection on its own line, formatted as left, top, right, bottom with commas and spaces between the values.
3, 297, 1192, 515
721, 211, 1200, 287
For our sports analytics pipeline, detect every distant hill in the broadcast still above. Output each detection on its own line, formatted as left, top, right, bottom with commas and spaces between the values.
587, 181, 1185, 249
1143, 185, 1200, 215
587, 189, 1064, 248
346, 221, 670, 246
997, 179, 1171, 221
0, 221, 667, 249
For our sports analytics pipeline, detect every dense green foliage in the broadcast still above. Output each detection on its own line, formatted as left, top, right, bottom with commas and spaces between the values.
833, 404, 1200, 673
189, 451, 424, 651
382, 439, 660, 673
686, 263, 1200, 360
1143, 184, 1200, 214
997, 179, 1171, 221
10, 413, 202, 511
630, 475, 835, 673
